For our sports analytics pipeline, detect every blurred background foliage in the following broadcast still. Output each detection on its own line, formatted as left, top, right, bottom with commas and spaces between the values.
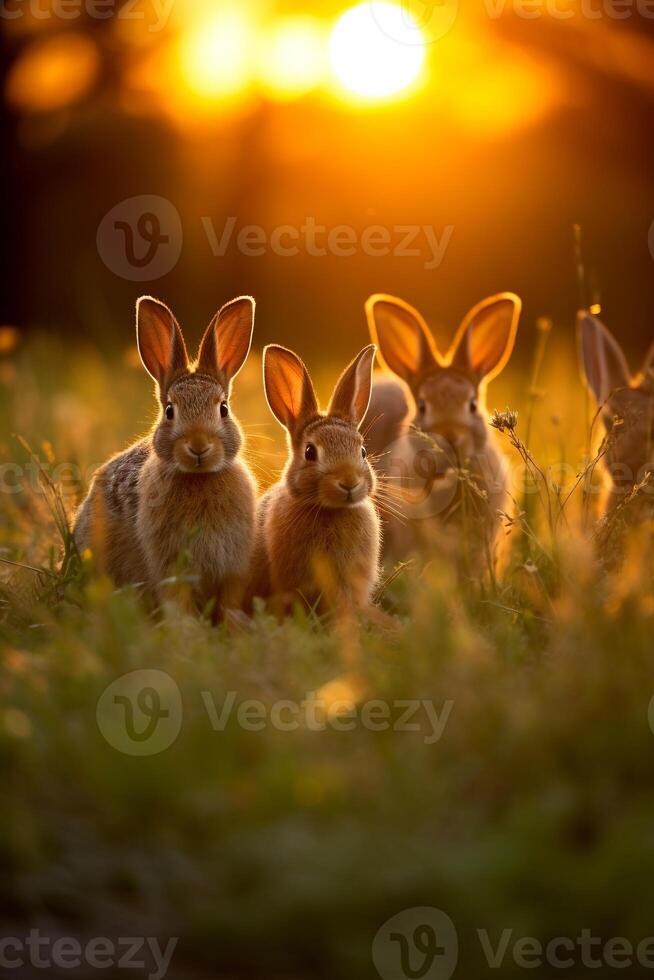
2, 0, 654, 365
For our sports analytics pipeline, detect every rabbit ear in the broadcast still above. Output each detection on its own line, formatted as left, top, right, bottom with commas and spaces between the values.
136, 296, 189, 390
365, 294, 439, 388
328, 345, 377, 428
197, 296, 255, 386
263, 345, 319, 439
641, 340, 654, 379
577, 311, 631, 404
449, 293, 521, 384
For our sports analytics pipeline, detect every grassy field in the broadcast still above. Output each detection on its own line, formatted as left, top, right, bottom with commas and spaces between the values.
2, 324, 654, 979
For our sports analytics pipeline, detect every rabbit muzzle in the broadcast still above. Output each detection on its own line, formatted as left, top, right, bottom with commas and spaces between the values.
417, 427, 471, 467
321, 464, 369, 508
174, 428, 225, 473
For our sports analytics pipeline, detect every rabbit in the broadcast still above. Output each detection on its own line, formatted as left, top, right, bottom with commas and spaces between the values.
74, 295, 257, 617
577, 310, 654, 525
248, 343, 382, 618
363, 292, 522, 570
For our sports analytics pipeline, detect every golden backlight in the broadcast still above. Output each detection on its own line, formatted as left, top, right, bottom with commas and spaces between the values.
329, 2, 425, 100
259, 17, 327, 101
177, 9, 252, 102
6, 33, 99, 113
3, 1, 562, 137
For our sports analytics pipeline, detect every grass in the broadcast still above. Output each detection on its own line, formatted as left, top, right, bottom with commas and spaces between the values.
2, 327, 654, 978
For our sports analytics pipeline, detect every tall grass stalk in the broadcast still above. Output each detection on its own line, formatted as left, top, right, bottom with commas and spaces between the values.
520, 317, 552, 559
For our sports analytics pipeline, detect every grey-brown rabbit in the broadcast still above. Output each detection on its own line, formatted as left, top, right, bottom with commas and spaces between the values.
74, 295, 257, 616
364, 292, 522, 570
578, 310, 654, 525
248, 343, 381, 617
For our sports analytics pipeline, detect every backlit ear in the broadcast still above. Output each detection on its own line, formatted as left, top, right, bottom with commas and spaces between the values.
263, 345, 319, 440
136, 296, 188, 391
577, 311, 631, 405
641, 340, 654, 383
197, 296, 255, 386
328, 345, 376, 428
449, 293, 521, 384
365, 294, 439, 388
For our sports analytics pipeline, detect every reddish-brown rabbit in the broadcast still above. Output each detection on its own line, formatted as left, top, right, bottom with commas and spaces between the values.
364, 292, 521, 569
249, 344, 381, 616
578, 310, 654, 522
74, 296, 257, 616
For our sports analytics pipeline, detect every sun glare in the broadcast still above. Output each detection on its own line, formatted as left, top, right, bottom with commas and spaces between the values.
178, 10, 252, 102
259, 17, 326, 101
6, 33, 99, 113
451, 54, 559, 136
329, 2, 425, 101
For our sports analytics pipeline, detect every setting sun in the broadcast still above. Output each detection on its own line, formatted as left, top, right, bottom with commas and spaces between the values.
329, 2, 426, 100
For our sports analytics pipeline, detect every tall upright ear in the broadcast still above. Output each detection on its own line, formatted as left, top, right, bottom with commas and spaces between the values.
136, 296, 188, 391
328, 345, 377, 428
263, 345, 319, 440
640, 340, 654, 384
577, 311, 631, 405
449, 293, 521, 384
197, 296, 255, 386
365, 294, 439, 388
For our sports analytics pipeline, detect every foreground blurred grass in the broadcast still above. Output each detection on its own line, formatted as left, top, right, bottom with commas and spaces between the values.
2, 330, 654, 978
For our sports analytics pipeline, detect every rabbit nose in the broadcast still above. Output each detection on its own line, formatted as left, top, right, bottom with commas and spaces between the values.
339, 480, 360, 493
188, 443, 210, 458
441, 431, 462, 449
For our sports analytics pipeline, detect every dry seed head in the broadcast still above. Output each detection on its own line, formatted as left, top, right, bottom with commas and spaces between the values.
490, 408, 519, 433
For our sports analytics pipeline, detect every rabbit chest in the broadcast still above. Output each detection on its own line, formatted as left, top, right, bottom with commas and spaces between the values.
137, 457, 255, 585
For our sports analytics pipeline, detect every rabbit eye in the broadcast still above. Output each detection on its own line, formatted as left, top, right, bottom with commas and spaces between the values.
361, 446, 367, 459
417, 399, 427, 415
165, 403, 174, 420
469, 398, 478, 414
305, 443, 317, 462
220, 401, 229, 419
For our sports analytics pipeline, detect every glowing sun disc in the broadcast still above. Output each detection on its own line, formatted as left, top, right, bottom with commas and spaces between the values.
329, 2, 425, 100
